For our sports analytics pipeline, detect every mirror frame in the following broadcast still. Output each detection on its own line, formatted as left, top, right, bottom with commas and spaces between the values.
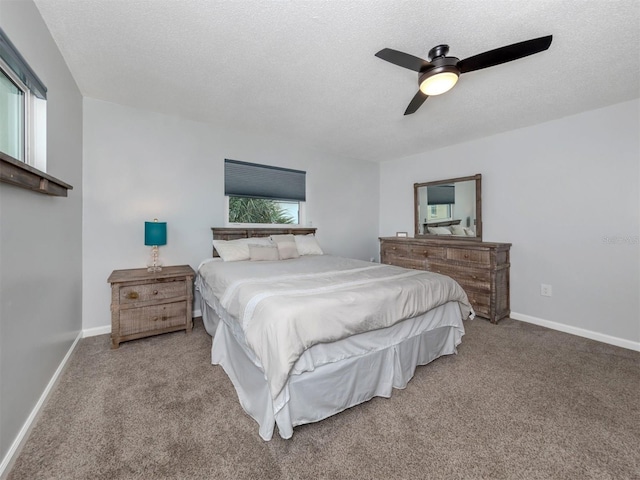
414, 173, 482, 241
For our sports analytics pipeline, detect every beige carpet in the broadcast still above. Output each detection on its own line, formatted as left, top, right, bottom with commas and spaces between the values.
6, 317, 639, 480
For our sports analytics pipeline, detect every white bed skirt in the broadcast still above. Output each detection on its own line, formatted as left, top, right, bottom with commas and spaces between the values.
201, 299, 464, 440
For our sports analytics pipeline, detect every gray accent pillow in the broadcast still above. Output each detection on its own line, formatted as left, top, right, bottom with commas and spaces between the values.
249, 244, 280, 261
270, 234, 300, 260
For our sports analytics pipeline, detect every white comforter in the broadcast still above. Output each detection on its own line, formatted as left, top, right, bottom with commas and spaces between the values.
198, 255, 472, 402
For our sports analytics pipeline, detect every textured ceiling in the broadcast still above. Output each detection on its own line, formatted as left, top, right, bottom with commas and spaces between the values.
33, 0, 640, 162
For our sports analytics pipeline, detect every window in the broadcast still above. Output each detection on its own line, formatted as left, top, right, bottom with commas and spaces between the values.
426, 184, 454, 221
428, 204, 452, 221
0, 27, 47, 171
0, 67, 24, 161
224, 159, 306, 225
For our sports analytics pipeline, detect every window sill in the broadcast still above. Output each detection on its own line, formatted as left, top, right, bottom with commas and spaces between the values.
0, 151, 73, 197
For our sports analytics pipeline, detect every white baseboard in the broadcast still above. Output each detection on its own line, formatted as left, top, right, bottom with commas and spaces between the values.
511, 312, 640, 352
82, 325, 111, 338
0, 332, 82, 478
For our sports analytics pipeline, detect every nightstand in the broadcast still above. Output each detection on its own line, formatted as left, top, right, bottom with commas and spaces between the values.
107, 265, 195, 349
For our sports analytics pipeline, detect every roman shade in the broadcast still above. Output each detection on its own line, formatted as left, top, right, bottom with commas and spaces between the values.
225, 159, 306, 202
427, 185, 455, 205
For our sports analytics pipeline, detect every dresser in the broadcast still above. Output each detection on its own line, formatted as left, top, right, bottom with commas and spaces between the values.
379, 237, 511, 323
108, 265, 195, 348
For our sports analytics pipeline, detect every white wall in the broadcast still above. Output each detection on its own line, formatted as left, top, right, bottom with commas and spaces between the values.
380, 100, 639, 345
0, 0, 83, 464
83, 98, 380, 331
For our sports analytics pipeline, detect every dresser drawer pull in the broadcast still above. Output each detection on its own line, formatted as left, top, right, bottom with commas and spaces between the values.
464, 254, 469, 258
153, 290, 158, 295
126, 291, 139, 300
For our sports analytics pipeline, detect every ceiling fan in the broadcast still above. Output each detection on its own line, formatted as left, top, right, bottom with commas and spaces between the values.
375, 35, 553, 115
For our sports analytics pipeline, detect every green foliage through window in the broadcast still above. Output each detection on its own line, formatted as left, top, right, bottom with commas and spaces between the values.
229, 197, 295, 224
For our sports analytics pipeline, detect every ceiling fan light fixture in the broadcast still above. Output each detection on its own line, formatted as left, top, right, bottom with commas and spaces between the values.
377, 35, 552, 114
419, 71, 459, 96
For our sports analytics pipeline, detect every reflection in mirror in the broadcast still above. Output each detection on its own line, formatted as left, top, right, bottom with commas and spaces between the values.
414, 174, 482, 241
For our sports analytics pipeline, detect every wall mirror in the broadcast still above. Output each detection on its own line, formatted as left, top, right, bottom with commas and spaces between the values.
414, 174, 482, 241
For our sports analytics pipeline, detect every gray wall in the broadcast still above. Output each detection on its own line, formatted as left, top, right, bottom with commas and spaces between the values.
0, 0, 83, 463
380, 99, 639, 345
82, 98, 380, 331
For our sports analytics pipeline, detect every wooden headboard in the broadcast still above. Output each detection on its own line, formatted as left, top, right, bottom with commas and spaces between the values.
211, 227, 317, 257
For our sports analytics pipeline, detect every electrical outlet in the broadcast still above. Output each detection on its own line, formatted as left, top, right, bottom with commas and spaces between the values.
541, 284, 553, 297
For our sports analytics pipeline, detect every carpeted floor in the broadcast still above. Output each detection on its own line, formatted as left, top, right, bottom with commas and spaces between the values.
5, 317, 639, 480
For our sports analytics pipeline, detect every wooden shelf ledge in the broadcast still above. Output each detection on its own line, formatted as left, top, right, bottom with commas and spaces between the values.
0, 151, 73, 197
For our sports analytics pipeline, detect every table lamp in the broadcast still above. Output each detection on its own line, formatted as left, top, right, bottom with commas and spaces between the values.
145, 219, 167, 272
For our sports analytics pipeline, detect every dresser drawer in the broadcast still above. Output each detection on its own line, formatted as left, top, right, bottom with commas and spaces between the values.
381, 243, 410, 257
445, 247, 490, 264
429, 263, 491, 291
119, 302, 187, 336
466, 291, 491, 317
384, 257, 425, 270
409, 245, 445, 260
120, 280, 186, 305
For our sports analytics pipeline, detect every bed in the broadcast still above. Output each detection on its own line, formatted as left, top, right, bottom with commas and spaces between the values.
196, 227, 474, 440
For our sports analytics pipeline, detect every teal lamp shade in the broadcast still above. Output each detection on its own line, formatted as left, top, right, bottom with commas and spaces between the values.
145, 220, 167, 246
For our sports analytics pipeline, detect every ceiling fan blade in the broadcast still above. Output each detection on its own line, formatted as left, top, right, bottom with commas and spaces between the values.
404, 90, 429, 115
457, 35, 552, 74
375, 48, 431, 72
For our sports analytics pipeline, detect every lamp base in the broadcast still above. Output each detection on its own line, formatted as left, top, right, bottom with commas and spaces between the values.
147, 245, 163, 273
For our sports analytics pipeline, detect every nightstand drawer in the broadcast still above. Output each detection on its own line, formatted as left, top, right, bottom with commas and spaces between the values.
109, 265, 195, 348
120, 280, 186, 304
120, 302, 187, 336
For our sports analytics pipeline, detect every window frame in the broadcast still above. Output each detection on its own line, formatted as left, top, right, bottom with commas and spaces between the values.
0, 27, 71, 196
427, 204, 453, 222
224, 159, 306, 227
224, 195, 307, 228
0, 56, 27, 162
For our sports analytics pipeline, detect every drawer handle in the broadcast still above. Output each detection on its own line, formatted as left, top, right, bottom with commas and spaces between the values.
152, 316, 159, 321
153, 290, 158, 295
126, 291, 139, 300
464, 254, 469, 259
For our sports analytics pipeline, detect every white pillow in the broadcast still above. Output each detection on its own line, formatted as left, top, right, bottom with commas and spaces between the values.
294, 234, 324, 255
450, 225, 466, 236
270, 234, 300, 260
249, 244, 280, 261
464, 228, 476, 236
428, 226, 452, 235
212, 237, 272, 262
